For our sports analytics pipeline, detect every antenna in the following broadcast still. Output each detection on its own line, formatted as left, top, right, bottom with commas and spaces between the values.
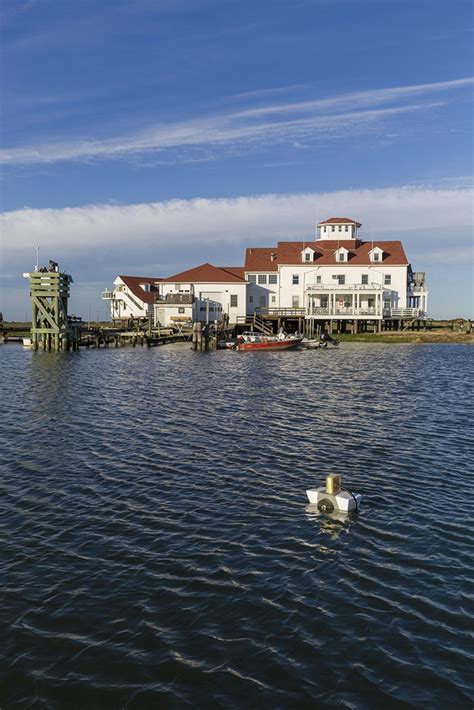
315, 203, 319, 240
371, 226, 374, 252
35, 245, 39, 272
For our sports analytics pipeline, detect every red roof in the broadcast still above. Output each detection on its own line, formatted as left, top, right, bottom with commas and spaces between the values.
244, 248, 279, 271
118, 275, 162, 304
163, 262, 246, 283
220, 266, 246, 279
245, 240, 408, 269
318, 217, 362, 226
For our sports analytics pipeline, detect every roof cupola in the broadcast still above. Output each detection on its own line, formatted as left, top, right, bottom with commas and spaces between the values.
317, 217, 361, 241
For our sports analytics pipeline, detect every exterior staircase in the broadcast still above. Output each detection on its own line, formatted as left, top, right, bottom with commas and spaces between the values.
237, 313, 274, 336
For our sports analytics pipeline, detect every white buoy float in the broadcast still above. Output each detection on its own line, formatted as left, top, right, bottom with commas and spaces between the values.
306, 474, 361, 514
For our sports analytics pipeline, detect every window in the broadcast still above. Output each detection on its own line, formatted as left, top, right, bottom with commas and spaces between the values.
361, 274, 368, 285
249, 295, 254, 304
331, 225, 335, 232
345, 225, 348, 232
178, 307, 185, 314
271, 295, 276, 304
338, 253, 345, 261
333, 274, 345, 285
292, 274, 299, 285
305, 253, 312, 262
258, 274, 267, 285
384, 275, 391, 285
292, 296, 300, 308
230, 295, 238, 308
268, 274, 278, 284
338, 225, 342, 232
323, 226, 327, 231
384, 299, 391, 309
248, 274, 256, 284
316, 275, 321, 284
373, 252, 380, 262
259, 296, 266, 307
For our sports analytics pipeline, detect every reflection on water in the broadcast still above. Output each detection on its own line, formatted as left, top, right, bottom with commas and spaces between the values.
305, 504, 359, 540
1, 343, 473, 708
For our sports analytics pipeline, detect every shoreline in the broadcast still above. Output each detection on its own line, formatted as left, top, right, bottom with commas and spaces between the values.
335, 331, 473, 344
1, 323, 472, 347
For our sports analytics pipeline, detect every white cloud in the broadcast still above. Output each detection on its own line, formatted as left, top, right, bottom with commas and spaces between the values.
1, 77, 471, 166
2, 184, 472, 256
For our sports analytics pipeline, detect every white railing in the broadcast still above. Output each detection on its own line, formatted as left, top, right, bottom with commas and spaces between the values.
305, 283, 383, 291
102, 290, 115, 300
307, 307, 381, 317
384, 308, 424, 318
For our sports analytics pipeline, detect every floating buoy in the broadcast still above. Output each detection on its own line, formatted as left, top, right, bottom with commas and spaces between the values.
306, 474, 361, 513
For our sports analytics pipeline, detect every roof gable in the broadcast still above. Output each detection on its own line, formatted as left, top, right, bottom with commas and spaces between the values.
118, 275, 162, 304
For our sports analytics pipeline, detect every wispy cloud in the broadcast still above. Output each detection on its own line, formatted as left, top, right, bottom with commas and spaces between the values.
2, 77, 471, 166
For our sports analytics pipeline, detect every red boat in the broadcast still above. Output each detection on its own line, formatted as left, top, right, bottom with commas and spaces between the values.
236, 332, 303, 351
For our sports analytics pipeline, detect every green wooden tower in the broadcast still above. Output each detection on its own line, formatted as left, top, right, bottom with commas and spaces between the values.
24, 260, 75, 351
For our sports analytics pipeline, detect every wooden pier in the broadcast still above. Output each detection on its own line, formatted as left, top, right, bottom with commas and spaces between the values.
77, 329, 190, 348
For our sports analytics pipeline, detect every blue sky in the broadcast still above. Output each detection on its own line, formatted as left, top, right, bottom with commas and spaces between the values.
1, 0, 473, 319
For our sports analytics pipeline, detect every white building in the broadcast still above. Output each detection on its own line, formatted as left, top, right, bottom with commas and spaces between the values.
102, 275, 159, 321
103, 217, 428, 331
244, 217, 428, 328
155, 263, 247, 328
103, 264, 247, 328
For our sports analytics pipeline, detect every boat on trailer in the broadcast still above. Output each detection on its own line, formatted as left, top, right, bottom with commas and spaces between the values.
236, 331, 302, 351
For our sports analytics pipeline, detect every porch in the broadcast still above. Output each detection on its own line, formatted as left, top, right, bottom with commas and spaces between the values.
305, 284, 384, 319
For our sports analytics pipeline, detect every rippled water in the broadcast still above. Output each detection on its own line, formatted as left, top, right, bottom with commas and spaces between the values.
1, 343, 473, 708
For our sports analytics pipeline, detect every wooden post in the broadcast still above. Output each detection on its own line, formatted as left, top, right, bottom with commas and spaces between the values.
192, 322, 202, 351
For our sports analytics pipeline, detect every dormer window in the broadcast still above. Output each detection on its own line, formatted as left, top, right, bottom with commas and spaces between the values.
140, 283, 151, 292
335, 247, 349, 263
369, 247, 384, 263
301, 246, 315, 263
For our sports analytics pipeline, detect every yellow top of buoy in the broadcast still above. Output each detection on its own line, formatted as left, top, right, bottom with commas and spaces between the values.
326, 474, 341, 495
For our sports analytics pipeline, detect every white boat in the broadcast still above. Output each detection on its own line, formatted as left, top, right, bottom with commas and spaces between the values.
301, 339, 321, 349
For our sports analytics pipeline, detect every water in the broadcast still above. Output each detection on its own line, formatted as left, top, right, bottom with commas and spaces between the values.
1, 343, 473, 708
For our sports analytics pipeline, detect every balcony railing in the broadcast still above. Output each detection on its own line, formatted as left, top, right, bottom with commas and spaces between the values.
384, 308, 424, 318
256, 307, 306, 317
307, 307, 380, 317
305, 283, 383, 291
155, 293, 194, 305
102, 290, 115, 300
